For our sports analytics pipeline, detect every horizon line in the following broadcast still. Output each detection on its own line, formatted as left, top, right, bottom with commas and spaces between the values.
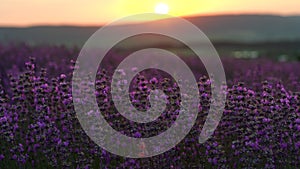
1, 12, 300, 28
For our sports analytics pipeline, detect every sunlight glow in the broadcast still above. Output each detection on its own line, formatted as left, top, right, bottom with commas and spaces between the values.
1, 0, 300, 26
154, 3, 169, 14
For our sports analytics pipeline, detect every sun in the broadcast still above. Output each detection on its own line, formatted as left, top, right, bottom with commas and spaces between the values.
154, 3, 169, 14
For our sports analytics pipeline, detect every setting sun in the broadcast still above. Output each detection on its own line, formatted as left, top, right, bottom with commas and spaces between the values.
1, 0, 300, 26
154, 3, 169, 14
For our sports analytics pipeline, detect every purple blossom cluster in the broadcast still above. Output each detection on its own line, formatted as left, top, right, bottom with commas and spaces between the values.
0, 44, 299, 168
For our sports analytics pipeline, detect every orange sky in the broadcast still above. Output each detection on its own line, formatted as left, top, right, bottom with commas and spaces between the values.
1, 0, 300, 27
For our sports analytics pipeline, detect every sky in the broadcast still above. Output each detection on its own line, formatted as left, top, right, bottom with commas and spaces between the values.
1, 0, 300, 27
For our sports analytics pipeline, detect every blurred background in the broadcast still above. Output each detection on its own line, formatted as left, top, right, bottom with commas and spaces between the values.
1, 0, 300, 61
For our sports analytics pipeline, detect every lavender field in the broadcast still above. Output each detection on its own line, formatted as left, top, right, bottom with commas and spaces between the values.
0, 43, 299, 168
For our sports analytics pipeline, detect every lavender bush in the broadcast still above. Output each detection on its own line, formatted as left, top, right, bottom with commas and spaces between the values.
0, 43, 299, 168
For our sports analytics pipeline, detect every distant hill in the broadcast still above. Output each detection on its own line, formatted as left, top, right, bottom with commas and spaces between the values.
185, 15, 300, 42
0, 15, 300, 47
